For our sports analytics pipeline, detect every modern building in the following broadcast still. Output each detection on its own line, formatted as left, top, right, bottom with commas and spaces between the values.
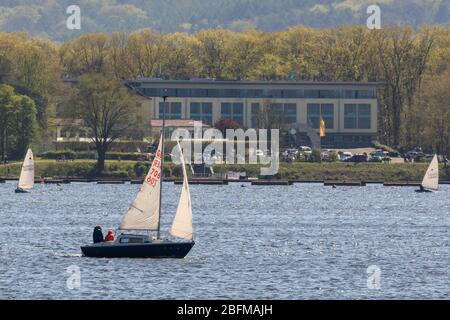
150, 119, 211, 138
126, 78, 380, 148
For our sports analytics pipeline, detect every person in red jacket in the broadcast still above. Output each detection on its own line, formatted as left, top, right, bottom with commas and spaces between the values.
104, 229, 115, 242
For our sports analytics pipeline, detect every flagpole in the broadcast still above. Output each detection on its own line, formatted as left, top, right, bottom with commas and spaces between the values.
157, 92, 168, 239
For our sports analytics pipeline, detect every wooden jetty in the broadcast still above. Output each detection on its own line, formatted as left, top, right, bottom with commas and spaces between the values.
324, 181, 366, 186
251, 180, 293, 186
383, 181, 421, 187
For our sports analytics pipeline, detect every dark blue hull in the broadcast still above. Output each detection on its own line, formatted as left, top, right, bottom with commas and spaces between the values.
15, 188, 28, 193
81, 241, 195, 258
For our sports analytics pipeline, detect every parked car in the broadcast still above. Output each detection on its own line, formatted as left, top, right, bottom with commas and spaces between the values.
344, 154, 368, 162
370, 150, 391, 162
298, 146, 312, 155
338, 151, 353, 161
368, 156, 383, 162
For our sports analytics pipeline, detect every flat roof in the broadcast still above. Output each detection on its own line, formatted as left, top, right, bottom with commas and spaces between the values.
127, 78, 381, 87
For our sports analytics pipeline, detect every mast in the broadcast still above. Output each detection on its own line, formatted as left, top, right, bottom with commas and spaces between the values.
157, 93, 168, 239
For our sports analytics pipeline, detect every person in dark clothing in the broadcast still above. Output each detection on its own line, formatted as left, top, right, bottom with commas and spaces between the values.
93, 225, 104, 243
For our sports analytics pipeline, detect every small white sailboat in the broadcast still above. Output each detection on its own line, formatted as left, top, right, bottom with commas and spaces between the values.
81, 136, 195, 258
416, 154, 439, 193
15, 148, 34, 193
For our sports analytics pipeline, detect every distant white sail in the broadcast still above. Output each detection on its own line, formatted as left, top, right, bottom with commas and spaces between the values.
421, 154, 439, 191
170, 143, 194, 240
119, 136, 162, 230
18, 148, 34, 190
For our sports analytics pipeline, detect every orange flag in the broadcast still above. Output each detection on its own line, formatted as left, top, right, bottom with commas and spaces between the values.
320, 117, 326, 137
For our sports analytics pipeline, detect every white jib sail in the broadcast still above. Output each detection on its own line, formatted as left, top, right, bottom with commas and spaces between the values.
421, 154, 439, 191
119, 136, 163, 230
18, 148, 34, 189
170, 142, 194, 241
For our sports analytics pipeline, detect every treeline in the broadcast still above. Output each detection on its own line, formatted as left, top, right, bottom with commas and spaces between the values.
0, 25, 449, 157
0, 0, 449, 41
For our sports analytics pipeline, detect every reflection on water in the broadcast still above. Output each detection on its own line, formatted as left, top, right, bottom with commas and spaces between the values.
0, 181, 449, 299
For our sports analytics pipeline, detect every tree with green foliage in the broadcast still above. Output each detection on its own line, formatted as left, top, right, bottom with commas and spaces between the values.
0, 84, 14, 161
0, 84, 38, 160
9, 94, 38, 159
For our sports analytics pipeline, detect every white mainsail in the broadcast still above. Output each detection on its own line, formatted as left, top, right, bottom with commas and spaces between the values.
18, 148, 34, 190
170, 143, 194, 241
421, 154, 439, 191
119, 136, 163, 230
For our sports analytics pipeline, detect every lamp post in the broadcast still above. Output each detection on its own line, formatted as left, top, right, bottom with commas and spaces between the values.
157, 90, 168, 239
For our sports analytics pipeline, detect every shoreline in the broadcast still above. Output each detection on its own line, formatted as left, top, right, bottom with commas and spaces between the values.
1, 159, 449, 183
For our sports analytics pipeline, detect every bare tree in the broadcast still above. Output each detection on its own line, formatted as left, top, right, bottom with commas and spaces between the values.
73, 74, 138, 173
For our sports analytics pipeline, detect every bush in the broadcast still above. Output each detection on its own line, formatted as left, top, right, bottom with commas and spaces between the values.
134, 161, 151, 177
106, 152, 149, 161
104, 170, 130, 178
40, 150, 150, 161
324, 150, 339, 162
372, 141, 396, 154
310, 148, 322, 162
40, 150, 76, 160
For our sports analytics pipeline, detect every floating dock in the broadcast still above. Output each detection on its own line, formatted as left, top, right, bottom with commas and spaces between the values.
97, 180, 126, 184
251, 180, 293, 186
383, 181, 421, 186
290, 180, 324, 184
324, 181, 366, 186
174, 179, 228, 185
36, 179, 71, 184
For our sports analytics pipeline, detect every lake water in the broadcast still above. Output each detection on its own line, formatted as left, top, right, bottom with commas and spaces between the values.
0, 181, 449, 299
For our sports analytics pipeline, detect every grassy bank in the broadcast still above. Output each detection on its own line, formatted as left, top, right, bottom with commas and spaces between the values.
1, 160, 450, 181
216, 162, 450, 181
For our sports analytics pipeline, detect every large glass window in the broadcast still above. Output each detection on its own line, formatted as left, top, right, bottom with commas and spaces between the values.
357, 104, 371, 129
138, 86, 376, 99
344, 104, 371, 129
304, 90, 319, 98
321, 104, 334, 129
344, 104, 357, 129
269, 103, 297, 125
190, 102, 213, 125
159, 102, 182, 119
284, 103, 297, 124
191, 88, 207, 97
343, 90, 375, 99
221, 102, 244, 125
283, 90, 303, 98
247, 90, 263, 98
318, 90, 336, 98
221, 103, 232, 115
250, 103, 260, 128
307, 103, 334, 129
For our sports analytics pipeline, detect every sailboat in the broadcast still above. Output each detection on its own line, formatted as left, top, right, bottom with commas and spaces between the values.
15, 148, 34, 193
415, 154, 439, 193
80, 136, 195, 258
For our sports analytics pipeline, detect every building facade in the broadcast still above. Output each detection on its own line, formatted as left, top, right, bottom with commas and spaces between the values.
127, 79, 380, 148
